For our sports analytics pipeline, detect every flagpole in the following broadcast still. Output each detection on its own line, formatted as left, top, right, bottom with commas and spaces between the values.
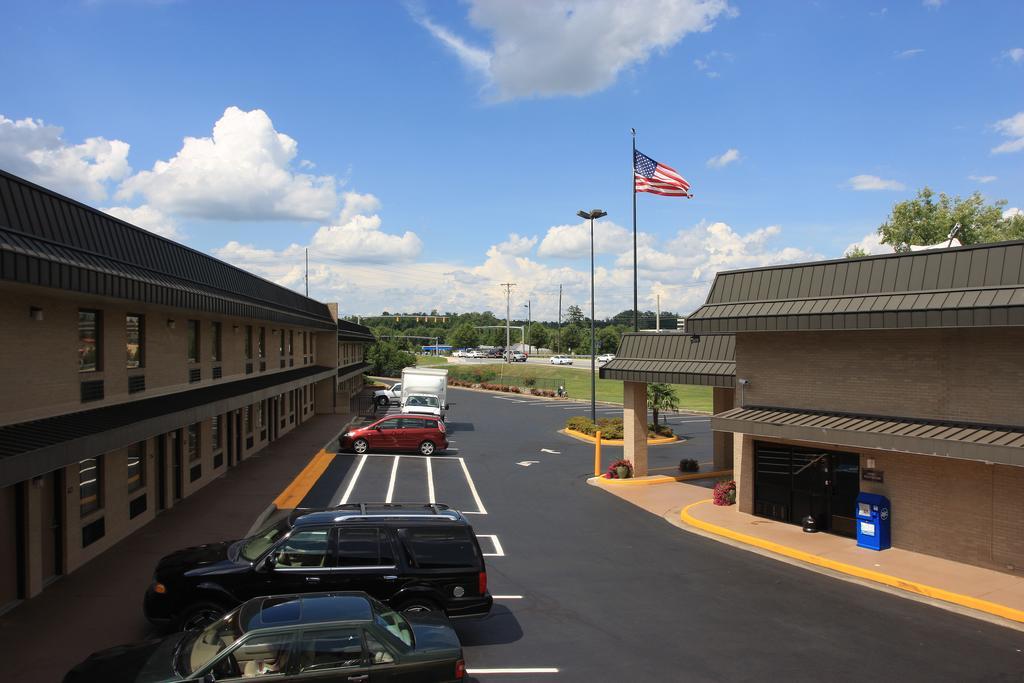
631, 128, 638, 332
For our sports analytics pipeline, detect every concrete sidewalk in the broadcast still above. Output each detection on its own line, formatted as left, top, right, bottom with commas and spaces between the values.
0, 413, 351, 683
591, 476, 1024, 630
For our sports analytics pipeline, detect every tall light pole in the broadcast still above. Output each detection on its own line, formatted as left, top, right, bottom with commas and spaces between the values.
522, 301, 531, 354
577, 209, 606, 422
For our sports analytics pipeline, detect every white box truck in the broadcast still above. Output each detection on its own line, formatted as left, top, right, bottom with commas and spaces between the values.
399, 367, 448, 420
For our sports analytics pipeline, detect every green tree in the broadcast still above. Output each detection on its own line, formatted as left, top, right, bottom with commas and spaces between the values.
597, 326, 621, 354
844, 246, 868, 259
647, 383, 679, 430
448, 324, 479, 349
366, 341, 417, 378
527, 324, 549, 352
878, 187, 1024, 251
560, 324, 584, 353
566, 305, 585, 325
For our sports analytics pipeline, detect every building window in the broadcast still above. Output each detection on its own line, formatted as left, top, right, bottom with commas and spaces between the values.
211, 322, 222, 362
279, 329, 285, 356
78, 309, 101, 372
302, 331, 307, 356
79, 456, 102, 517
127, 442, 145, 493
126, 314, 144, 369
258, 327, 266, 359
288, 330, 294, 356
187, 320, 199, 363
244, 406, 252, 434
212, 416, 223, 453
245, 325, 253, 360
187, 423, 200, 462
258, 401, 265, 431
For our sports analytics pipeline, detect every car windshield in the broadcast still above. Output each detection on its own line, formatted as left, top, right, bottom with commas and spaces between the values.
240, 516, 291, 561
371, 600, 414, 648
180, 609, 242, 675
407, 395, 439, 407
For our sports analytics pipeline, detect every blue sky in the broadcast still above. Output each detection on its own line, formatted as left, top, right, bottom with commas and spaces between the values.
1, 0, 1022, 320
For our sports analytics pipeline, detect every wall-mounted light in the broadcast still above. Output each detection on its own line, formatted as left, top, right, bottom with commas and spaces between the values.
738, 378, 751, 407
167, 319, 176, 329
29, 306, 44, 321
232, 324, 240, 332
690, 334, 700, 343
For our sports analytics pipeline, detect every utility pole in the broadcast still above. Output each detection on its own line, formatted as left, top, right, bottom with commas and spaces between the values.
523, 300, 532, 354
557, 284, 563, 354
305, 248, 309, 297
656, 294, 661, 332
500, 283, 516, 364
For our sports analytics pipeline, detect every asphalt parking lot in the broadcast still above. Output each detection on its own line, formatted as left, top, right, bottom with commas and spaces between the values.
304, 388, 1024, 681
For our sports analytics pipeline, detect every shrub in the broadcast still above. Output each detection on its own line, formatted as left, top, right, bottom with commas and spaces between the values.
509, 386, 521, 393
713, 480, 737, 506
679, 458, 700, 473
606, 458, 633, 479
648, 423, 674, 438
566, 416, 596, 434
523, 376, 537, 387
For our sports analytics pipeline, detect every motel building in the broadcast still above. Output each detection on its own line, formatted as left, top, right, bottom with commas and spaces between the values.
611, 241, 1024, 575
0, 170, 375, 613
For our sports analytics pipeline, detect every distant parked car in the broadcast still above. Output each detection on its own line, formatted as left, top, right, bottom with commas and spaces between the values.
466, 349, 483, 358
72, 592, 466, 682
597, 353, 616, 363
342, 415, 448, 456
550, 355, 573, 365
505, 351, 527, 362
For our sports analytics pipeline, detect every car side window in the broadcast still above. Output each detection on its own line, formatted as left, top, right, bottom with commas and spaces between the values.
218, 632, 294, 679
365, 632, 396, 665
297, 628, 365, 673
399, 418, 426, 429
378, 419, 400, 430
336, 527, 392, 567
275, 529, 329, 569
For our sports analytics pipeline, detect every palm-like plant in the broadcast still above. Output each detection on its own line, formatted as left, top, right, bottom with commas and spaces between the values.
647, 383, 679, 430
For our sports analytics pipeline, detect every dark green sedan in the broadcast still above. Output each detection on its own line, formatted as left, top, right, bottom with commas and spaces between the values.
64, 592, 466, 682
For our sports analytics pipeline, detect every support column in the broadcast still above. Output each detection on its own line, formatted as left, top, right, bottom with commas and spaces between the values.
623, 381, 648, 477
24, 479, 43, 598
733, 433, 753, 513
712, 387, 736, 470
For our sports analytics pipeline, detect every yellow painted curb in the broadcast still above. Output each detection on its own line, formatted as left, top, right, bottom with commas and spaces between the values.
273, 450, 335, 509
561, 428, 678, 446
589, 468, 734, 486
680, 500, 1024, 624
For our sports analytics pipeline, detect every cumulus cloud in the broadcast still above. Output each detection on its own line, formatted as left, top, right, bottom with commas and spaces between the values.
693, 50, 733, 78
487, 233, 538, 257
1004, 48, 1024, 64
415, 0, 736, 100
536, 220, 639, 258
102, 205, 182, 240
844, 232, 894, 257
0, 114, 130, 202
1004, 207, 1022, 220
895, 48, 924, 59
707, 148, 740, 168
117, 106, 339, 221
846, 174, 906, 191
992, 112, 1024, 154
338, 191, 381, 224
922, 0, 944, 8
967, 174, 997, 184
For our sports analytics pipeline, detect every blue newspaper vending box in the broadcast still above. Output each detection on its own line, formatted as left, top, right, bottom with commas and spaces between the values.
855, 492, 891, 551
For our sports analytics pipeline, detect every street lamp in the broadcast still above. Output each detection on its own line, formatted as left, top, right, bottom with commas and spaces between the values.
522, 301, 531, 355
577, 208, 607, 422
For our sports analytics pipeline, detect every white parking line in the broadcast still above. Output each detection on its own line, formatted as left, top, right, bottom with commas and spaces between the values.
477, 534, 505, 556
385, 456, 400, 503
492, 595, 523, 599
426, 457, 435, 504
459, 457, 488, 514
467, 669, 559, 675
338, 454, 368, 505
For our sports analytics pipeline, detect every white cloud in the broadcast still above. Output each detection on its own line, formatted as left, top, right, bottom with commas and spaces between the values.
416, 0, 736, 100
846, 174, 906, 191
488, 233, 538, 257
1004, 48, 1024, 64
992, 112, 1024, 154
967, 174, 997, 184
536, 220, 637, 258
844, 232, 894, 257
0, 114, 130, 202
102, 205, 182, 240
922, 0, 944, 8
117, 106, 339, 221
895, 48, 924, 59
707, 148, 740, 168
1004, 207, 1022, 220
338, 191, 381, 224
693, 50, 733, 78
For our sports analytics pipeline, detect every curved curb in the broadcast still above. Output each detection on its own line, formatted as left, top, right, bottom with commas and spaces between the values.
680, 500, 1024, 625
588, 468, 734, 486
561, 428, 679, 446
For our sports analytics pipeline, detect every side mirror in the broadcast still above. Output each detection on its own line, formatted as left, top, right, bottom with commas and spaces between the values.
262, 553, 278, 571
203, 673, 216, 683
445, 404, 450, 411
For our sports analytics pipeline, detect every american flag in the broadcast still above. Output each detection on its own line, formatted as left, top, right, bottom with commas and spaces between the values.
634, 150, 692, 197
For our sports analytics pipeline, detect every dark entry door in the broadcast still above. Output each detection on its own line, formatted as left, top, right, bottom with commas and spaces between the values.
226, 412, 235, 468
170, 430, 183, 502
157, 436, 167, 511
829, 453, 860, 537
789, 450, 829, 528
40, 471, 62, 584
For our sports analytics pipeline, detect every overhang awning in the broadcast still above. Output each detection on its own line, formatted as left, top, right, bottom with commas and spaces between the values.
599, 332, 735, 387
337, 361, 371, 383
0, 365, 336, 488
712, 406, 1024, 467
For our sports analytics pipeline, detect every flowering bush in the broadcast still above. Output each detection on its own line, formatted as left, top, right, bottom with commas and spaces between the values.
606, 458, 634, 479
713, 480, 736, 506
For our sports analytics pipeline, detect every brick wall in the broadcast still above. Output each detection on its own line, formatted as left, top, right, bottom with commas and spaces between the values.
735, 328, 1024, 426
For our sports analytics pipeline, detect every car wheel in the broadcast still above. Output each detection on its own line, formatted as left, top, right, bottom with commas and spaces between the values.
398, 598, 441, 616
376, 395, 389, 407
419, 440, 436, 456
353, 438, 369, 454
179, 600, 229, 632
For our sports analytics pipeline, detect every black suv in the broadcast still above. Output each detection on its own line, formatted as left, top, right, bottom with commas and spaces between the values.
144, 504, 492, 631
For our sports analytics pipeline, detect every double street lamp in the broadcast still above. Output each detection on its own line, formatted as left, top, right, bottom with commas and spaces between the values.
577, 208, 607, 423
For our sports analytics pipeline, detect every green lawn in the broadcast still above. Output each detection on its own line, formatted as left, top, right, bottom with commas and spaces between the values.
414, 355, 450, 367
445, 362, 712, 413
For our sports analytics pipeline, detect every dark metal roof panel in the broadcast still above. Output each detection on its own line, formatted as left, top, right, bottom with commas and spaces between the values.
601, 332, 735, 387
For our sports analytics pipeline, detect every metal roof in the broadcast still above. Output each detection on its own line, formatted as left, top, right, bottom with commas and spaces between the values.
687, 240, 1024, 334
599, 332, 735, 387
712, 405, 1024, 467
0, 365, 335, 487
337, 319, 376, 342
0, 170, 336, 330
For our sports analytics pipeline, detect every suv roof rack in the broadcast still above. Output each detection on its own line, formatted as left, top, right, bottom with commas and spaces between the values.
292, 503, 464, 526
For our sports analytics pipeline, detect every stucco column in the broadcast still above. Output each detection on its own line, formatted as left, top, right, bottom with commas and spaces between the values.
24, 479, 43, 598
623, 381, 649, 477
712, 387, 736, 470
733, 433, 753, 513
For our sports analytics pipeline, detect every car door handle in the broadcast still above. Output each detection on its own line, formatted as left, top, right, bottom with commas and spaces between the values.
348, 676, 369, 683
305, 576, 320, 584
383, 575, 398, 580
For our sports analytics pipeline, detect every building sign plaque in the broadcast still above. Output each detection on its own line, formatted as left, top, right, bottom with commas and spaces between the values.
862, 469, 884, 483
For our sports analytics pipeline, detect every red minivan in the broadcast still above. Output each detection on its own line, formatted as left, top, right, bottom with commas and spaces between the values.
340, 415, 449, 456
